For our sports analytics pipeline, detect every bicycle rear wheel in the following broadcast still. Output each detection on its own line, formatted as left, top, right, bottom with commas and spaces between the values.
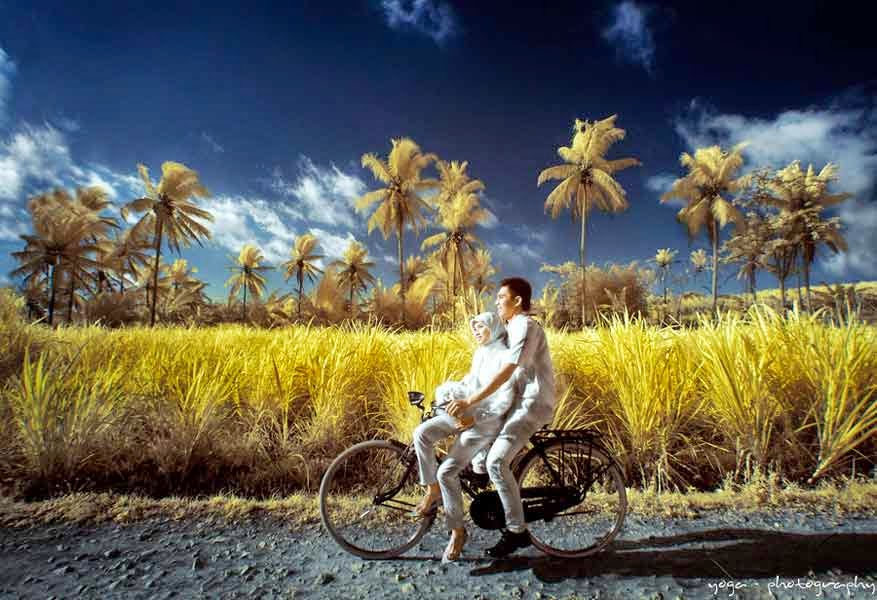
319, 439, 435, 559
515, 439, 627, 558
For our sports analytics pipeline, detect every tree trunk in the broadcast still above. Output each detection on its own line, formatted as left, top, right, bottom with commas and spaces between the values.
803, 247, 813, 313
750, 268, 757, 305
711, 220, 719, 319
297, 268, 304, 319
579, 198, 589, 329
67, 267, 76, 324
397, 216, 406, 327
243, 283, 248, 321
451, 248, 458, 326
349, 282, 355, 319
150, 216, 164, 327
48, 260, 57, 327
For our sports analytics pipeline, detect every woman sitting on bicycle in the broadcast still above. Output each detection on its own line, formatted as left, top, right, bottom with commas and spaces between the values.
412, 311, 520, 562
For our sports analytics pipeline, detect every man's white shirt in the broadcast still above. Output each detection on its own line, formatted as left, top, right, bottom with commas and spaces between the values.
503, 313, 556, 416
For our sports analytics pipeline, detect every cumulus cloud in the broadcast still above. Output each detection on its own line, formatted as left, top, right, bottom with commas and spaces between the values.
481, 208, 499, 229
201, 132, 224, 153
0, 48, 15, 125
645, 172, 685, 206
489, 241, 542, 272
0, 123, 144, 203
672, 95, 877, 278
268, 156, 365, 229
203, 195, 297, 265
309, 227, 360, 261
601, 1, 656, 75
0, 218, 28, 242
380, 0, 458, 45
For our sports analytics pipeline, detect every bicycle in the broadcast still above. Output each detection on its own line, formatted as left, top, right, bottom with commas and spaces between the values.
319, 391, 628, 559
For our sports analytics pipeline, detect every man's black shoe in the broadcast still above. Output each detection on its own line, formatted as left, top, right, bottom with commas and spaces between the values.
485, 529, 532, 558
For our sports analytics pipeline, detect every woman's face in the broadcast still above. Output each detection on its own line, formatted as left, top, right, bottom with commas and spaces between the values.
472, 321, 491, 345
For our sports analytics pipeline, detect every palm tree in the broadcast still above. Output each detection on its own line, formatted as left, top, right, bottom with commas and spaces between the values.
761, 161, 851, 312
136, 259, 171, 313
329, 240, 376, 318
281, 233, 324, 319
661, 144, 748, 317
356, 138, 437, 320
535, 283, 561, 328
653, 248, 677, 305
311, 266, 347, 324
721, 211, 773, 305
122, 162, 213, 326
427, 160, 486, 209
401, 255, 429, 290
421, 188, 490, 324
466, 248, 497, 312
167, 259, 202, 294
225, 244, 272, 321
538, 115, 641, 327
110, 225, 153, 293
11, 199, 106, 326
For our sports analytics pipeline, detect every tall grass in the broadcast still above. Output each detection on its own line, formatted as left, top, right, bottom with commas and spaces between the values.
0, 297, 875, 498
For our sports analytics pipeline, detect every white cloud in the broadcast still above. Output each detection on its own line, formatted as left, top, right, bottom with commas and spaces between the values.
381, 0, 458, 45
822, 199, 877, 278
512, 224, 549, 246
309, 226, 359, 261
0, 123, 143, 204
0, 218, 27, 242
481, 208, 499, 229
673, 96, 877, 279
0, 48, 15, 125
601, 1, 656, 75
489, 241, 541, 272
645, 172, 685, 206
203, 195, 298, 265
269, 157, 365, 229
0, 273, 9, 286
201, 132, 224, 153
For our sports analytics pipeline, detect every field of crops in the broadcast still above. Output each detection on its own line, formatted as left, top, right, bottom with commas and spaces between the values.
1, 288, 876, 499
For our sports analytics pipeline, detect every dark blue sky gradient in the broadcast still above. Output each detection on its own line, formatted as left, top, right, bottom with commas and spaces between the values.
1, 0, 875, 301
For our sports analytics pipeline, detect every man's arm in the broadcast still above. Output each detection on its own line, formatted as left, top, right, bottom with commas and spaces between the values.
446, 363, 516, 418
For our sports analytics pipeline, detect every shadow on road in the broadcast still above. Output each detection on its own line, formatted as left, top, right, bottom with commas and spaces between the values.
470, 528, 877, 582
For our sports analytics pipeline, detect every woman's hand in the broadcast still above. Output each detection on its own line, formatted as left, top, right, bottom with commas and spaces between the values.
455, 415, 475, 432
446, 396, 472, 418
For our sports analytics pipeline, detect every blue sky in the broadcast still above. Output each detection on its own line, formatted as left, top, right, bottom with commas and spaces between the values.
1, 0, 876, 301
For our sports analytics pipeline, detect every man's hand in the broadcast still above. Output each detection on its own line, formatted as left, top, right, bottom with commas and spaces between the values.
455, 415, 475, 432
447, 396, 472, 418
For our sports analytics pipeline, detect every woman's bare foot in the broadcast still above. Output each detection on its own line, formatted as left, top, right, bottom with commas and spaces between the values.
414, 485, 441, 517
442, 528, 468, 563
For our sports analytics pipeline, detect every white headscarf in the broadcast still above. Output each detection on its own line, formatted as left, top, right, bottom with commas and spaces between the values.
469, 311, 506, 347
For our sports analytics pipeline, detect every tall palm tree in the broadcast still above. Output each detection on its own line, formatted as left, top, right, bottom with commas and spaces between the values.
761, 161, 851, 311
11, 199, 106, 326
281, 233, 324, 319
167, 259, 202, 293
427, 160, 486, 210
653, 248, 677, 305
661, 144, 748, 317
356, 138, 437, 320
136, 259, 171, 313
122, 162, 213, 326
225, 244, 272, 321
466, 248, 497, 312
538, 115, 640, 327
721, 211, 772, 304
329, 240, 376, 318
421, 189, 490, 324
110, 225, 153, 293
401, 255, 429, 290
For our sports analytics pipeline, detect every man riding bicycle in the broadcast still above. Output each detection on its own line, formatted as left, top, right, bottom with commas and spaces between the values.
448, 276, 557, 558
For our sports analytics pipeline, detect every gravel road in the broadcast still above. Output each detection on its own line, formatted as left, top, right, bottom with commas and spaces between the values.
1, 509, 876, 599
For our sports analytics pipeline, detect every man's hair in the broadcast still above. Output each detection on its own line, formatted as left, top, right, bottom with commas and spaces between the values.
500, 277, 532, 312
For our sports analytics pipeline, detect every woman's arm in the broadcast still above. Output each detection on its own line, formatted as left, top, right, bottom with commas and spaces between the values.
446, 362, 517, 418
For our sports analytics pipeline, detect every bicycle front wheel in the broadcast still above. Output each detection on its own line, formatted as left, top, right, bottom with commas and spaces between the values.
319, 439, 435, 559
515, 440, 627, 558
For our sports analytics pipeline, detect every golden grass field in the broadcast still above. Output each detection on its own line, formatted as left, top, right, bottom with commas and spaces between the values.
1, 287, 876, 503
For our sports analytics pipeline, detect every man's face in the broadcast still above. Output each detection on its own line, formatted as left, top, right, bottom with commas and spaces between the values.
495, 286, 520, 322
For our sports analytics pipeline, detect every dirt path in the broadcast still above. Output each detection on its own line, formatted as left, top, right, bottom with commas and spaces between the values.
1, 509, 876, 599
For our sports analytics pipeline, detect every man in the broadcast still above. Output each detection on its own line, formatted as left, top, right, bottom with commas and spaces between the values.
448, 276, 556, 558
